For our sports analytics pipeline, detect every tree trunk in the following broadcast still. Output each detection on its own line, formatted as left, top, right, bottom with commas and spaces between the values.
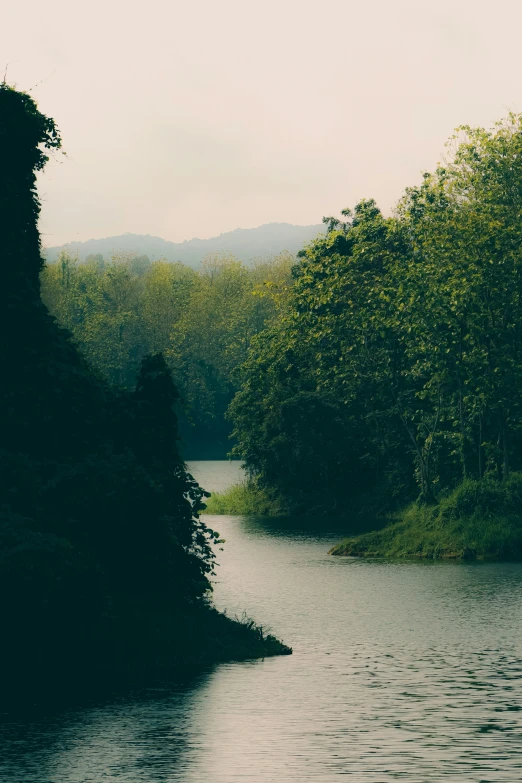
502, 420, 509, 480
478, 412, 483, 479
458, 384, 467, 479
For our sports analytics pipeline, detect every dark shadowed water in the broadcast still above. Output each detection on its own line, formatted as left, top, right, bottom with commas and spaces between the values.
2, 461, 522, 782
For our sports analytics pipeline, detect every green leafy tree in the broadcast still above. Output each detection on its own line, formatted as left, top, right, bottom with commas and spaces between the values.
41, 250, 292, 456
230, 115, 522, 514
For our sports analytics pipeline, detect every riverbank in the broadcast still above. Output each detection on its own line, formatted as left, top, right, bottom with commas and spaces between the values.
203, 480, 284, 515
94, 598, 292, 673
6, 487, 522, 782
2, 598, 291, 702
330, 475, 522, 560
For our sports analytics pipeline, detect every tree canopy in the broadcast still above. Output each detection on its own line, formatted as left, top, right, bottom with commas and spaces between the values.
41, 250, 294, 456
229, 116, 522, 515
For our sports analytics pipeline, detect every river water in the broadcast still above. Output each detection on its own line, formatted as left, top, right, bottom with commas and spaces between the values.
2, 460, 522, 782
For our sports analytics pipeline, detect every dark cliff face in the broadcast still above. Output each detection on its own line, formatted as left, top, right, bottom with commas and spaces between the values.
0, 85, 104, 457
0, 87, 214, 651
0, 84, 61, 298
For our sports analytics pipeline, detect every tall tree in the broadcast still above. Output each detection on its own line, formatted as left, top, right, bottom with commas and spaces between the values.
230, 115, 522, 513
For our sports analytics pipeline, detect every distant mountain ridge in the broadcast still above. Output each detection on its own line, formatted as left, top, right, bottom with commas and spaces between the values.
43, 222, 324, 267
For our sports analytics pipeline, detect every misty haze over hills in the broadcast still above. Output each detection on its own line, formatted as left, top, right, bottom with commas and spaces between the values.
44, 223, 324, 267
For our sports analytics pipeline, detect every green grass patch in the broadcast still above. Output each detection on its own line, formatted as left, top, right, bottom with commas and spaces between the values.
330, 473, 522, 560
202, 480, 284, 516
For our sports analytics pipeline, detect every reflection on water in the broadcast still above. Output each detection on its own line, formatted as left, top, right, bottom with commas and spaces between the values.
2, 461, 522, 781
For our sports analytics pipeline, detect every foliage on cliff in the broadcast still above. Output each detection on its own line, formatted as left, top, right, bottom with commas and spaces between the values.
0, 84, 291, 675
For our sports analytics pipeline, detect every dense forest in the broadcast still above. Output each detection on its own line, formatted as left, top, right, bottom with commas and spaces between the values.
226, 115, 522, 557
0, 84, 288, 687
21, 90, 522, 561
41, 251, 293, 456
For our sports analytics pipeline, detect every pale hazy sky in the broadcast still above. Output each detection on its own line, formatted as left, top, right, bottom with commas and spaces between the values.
3, 0, 522, 246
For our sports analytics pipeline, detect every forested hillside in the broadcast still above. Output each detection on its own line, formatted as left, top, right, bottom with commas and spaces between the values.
225, 116, 522, 558
41, 252, 293, 457
31, 89, 522, 559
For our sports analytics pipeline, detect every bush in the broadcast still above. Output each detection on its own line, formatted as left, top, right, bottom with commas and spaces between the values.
203, 479, 284, 515
330, 473, 522, 560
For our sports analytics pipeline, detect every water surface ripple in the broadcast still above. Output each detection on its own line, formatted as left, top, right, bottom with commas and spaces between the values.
1, 460, 522, 782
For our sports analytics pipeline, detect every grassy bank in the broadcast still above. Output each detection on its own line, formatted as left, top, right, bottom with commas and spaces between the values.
330, 474, 522, 560
203, 480, 284, 516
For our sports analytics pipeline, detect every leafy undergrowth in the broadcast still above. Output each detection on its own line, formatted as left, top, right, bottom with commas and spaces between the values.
203, 480, 285, 516
330, 473, 522, 560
